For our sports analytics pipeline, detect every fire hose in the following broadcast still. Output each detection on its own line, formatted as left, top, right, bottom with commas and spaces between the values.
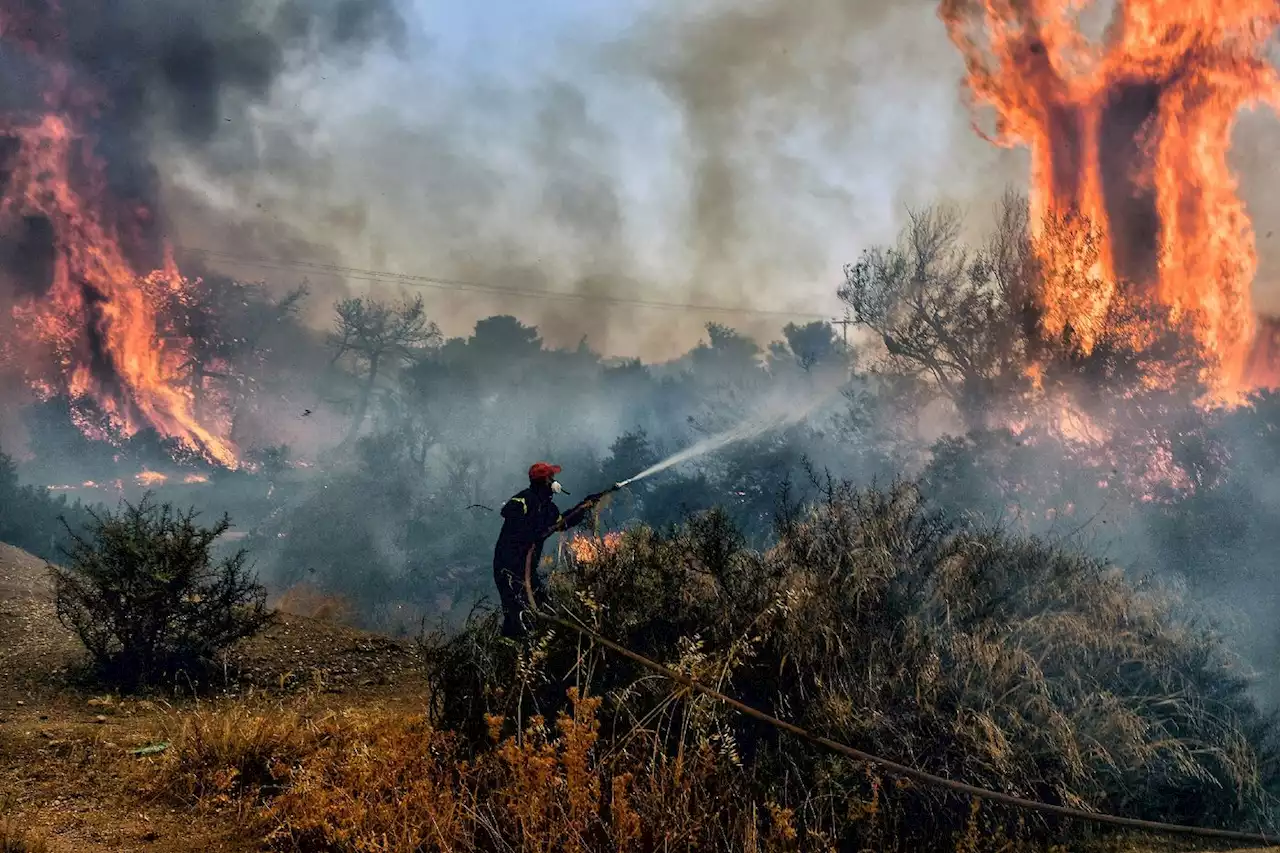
518, 541, 1278, 847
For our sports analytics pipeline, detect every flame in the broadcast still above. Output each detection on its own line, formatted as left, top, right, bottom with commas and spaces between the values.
135, 470, 167, 487
567, 532, 623, 564
941, 0, 1280, 395
0, 13, 238, 467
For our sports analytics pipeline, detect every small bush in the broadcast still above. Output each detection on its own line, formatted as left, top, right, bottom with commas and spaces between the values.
50, 493, 273, 690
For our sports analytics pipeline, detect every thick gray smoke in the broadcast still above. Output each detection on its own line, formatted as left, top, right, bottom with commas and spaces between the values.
0, 0, 403, 286
151, 0, 1024, 358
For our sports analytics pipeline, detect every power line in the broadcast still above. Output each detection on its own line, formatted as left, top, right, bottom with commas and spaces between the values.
177, 245, 834, 322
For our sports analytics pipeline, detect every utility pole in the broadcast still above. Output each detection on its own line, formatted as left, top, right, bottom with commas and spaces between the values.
831, 313, 854, 353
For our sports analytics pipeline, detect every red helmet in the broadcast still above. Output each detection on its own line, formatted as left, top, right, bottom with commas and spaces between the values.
528, 461, 562, 481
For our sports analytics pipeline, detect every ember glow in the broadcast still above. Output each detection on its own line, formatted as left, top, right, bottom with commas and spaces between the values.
0, 11, 238, 467
567, 532, 623, 564
135, 470, 168, 487
941, 0, 1280, 394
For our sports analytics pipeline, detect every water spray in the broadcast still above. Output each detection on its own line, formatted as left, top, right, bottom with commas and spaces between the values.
607, 381, 840, 494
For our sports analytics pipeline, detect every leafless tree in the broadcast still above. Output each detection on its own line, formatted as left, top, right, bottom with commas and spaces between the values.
839, 192, 1038, 430
328, 293, 440, 442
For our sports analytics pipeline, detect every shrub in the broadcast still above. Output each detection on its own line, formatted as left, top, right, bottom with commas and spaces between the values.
423, 480, 1280, 850
50, 493, 273, 690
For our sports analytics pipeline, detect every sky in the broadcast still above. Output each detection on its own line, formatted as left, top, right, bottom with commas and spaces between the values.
168, 0, 1278, 361
153, 0, 1042, 360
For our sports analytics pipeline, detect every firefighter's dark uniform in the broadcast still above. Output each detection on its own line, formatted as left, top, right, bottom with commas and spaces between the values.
493, 485, 593, 637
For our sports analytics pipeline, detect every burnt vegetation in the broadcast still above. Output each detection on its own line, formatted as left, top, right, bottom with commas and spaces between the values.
6, 192, 1280, 848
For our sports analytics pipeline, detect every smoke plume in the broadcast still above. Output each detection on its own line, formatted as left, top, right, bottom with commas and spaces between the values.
147, 0, 1024, 359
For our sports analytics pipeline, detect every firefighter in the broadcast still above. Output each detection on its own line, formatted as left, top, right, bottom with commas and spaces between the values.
493, 461, 603, 638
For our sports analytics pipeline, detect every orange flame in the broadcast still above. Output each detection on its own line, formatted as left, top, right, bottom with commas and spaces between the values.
0, 17, 238, 467
941, 0, 1280, 394
567, 532, 623, 564
135, 470, 167, 487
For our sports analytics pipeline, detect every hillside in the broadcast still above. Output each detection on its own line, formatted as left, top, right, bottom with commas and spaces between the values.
2, 538, 1278, 853
0, 543, 430, 852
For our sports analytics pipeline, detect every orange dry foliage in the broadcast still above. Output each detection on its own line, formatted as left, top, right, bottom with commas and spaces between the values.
149, 689, 844, 852
270, 583, 356, 626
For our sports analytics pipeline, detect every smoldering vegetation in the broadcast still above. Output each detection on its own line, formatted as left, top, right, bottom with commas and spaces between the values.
4, 1, 1280, 844
8, 192, 1280, 847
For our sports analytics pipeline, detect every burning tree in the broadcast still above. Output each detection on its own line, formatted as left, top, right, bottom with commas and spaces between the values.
939, 0, 1280, 395
0, 6, 249, 467
162, 275, 308, 427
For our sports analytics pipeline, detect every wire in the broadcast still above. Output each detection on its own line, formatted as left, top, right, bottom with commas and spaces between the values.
177, 245, 835, 321
517, 545, 1278, 847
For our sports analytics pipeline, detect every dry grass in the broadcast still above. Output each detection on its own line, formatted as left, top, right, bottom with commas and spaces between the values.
146, 694, 1268, 853
0, 794, 50, 853
271, 582, 356, 626
0, 818, 49, 853
149, 687, 1060, 852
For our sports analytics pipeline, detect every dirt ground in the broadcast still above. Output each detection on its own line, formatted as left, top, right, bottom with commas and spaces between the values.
0, 542, 431, 852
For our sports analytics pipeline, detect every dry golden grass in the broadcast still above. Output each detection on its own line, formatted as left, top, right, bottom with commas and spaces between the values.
143, 686, 1138, 853
146, 687, 904, 852
0, 816, 49, 853
271, 582, 356, 626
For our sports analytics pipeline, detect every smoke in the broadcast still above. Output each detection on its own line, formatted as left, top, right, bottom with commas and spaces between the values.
141, 0, 1024, 359
7, 0, 1279, 360
64, 0, 401, 173
0, 0, 401, 262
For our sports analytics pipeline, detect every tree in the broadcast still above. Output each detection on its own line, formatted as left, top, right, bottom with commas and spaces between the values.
839, 198, 1035, 430
50, 495, 272, 689
0, 443, 94, 561
601, 429, 661, 496
769, 321, 848, 380
838, 190, 1209, 436
469, 315, 542, 361
156, 274, 308, 424
328, 293, 440, 442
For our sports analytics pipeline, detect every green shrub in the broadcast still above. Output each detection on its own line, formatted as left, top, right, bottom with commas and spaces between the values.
50, 493, 273, 690
0, 446, 94, 561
